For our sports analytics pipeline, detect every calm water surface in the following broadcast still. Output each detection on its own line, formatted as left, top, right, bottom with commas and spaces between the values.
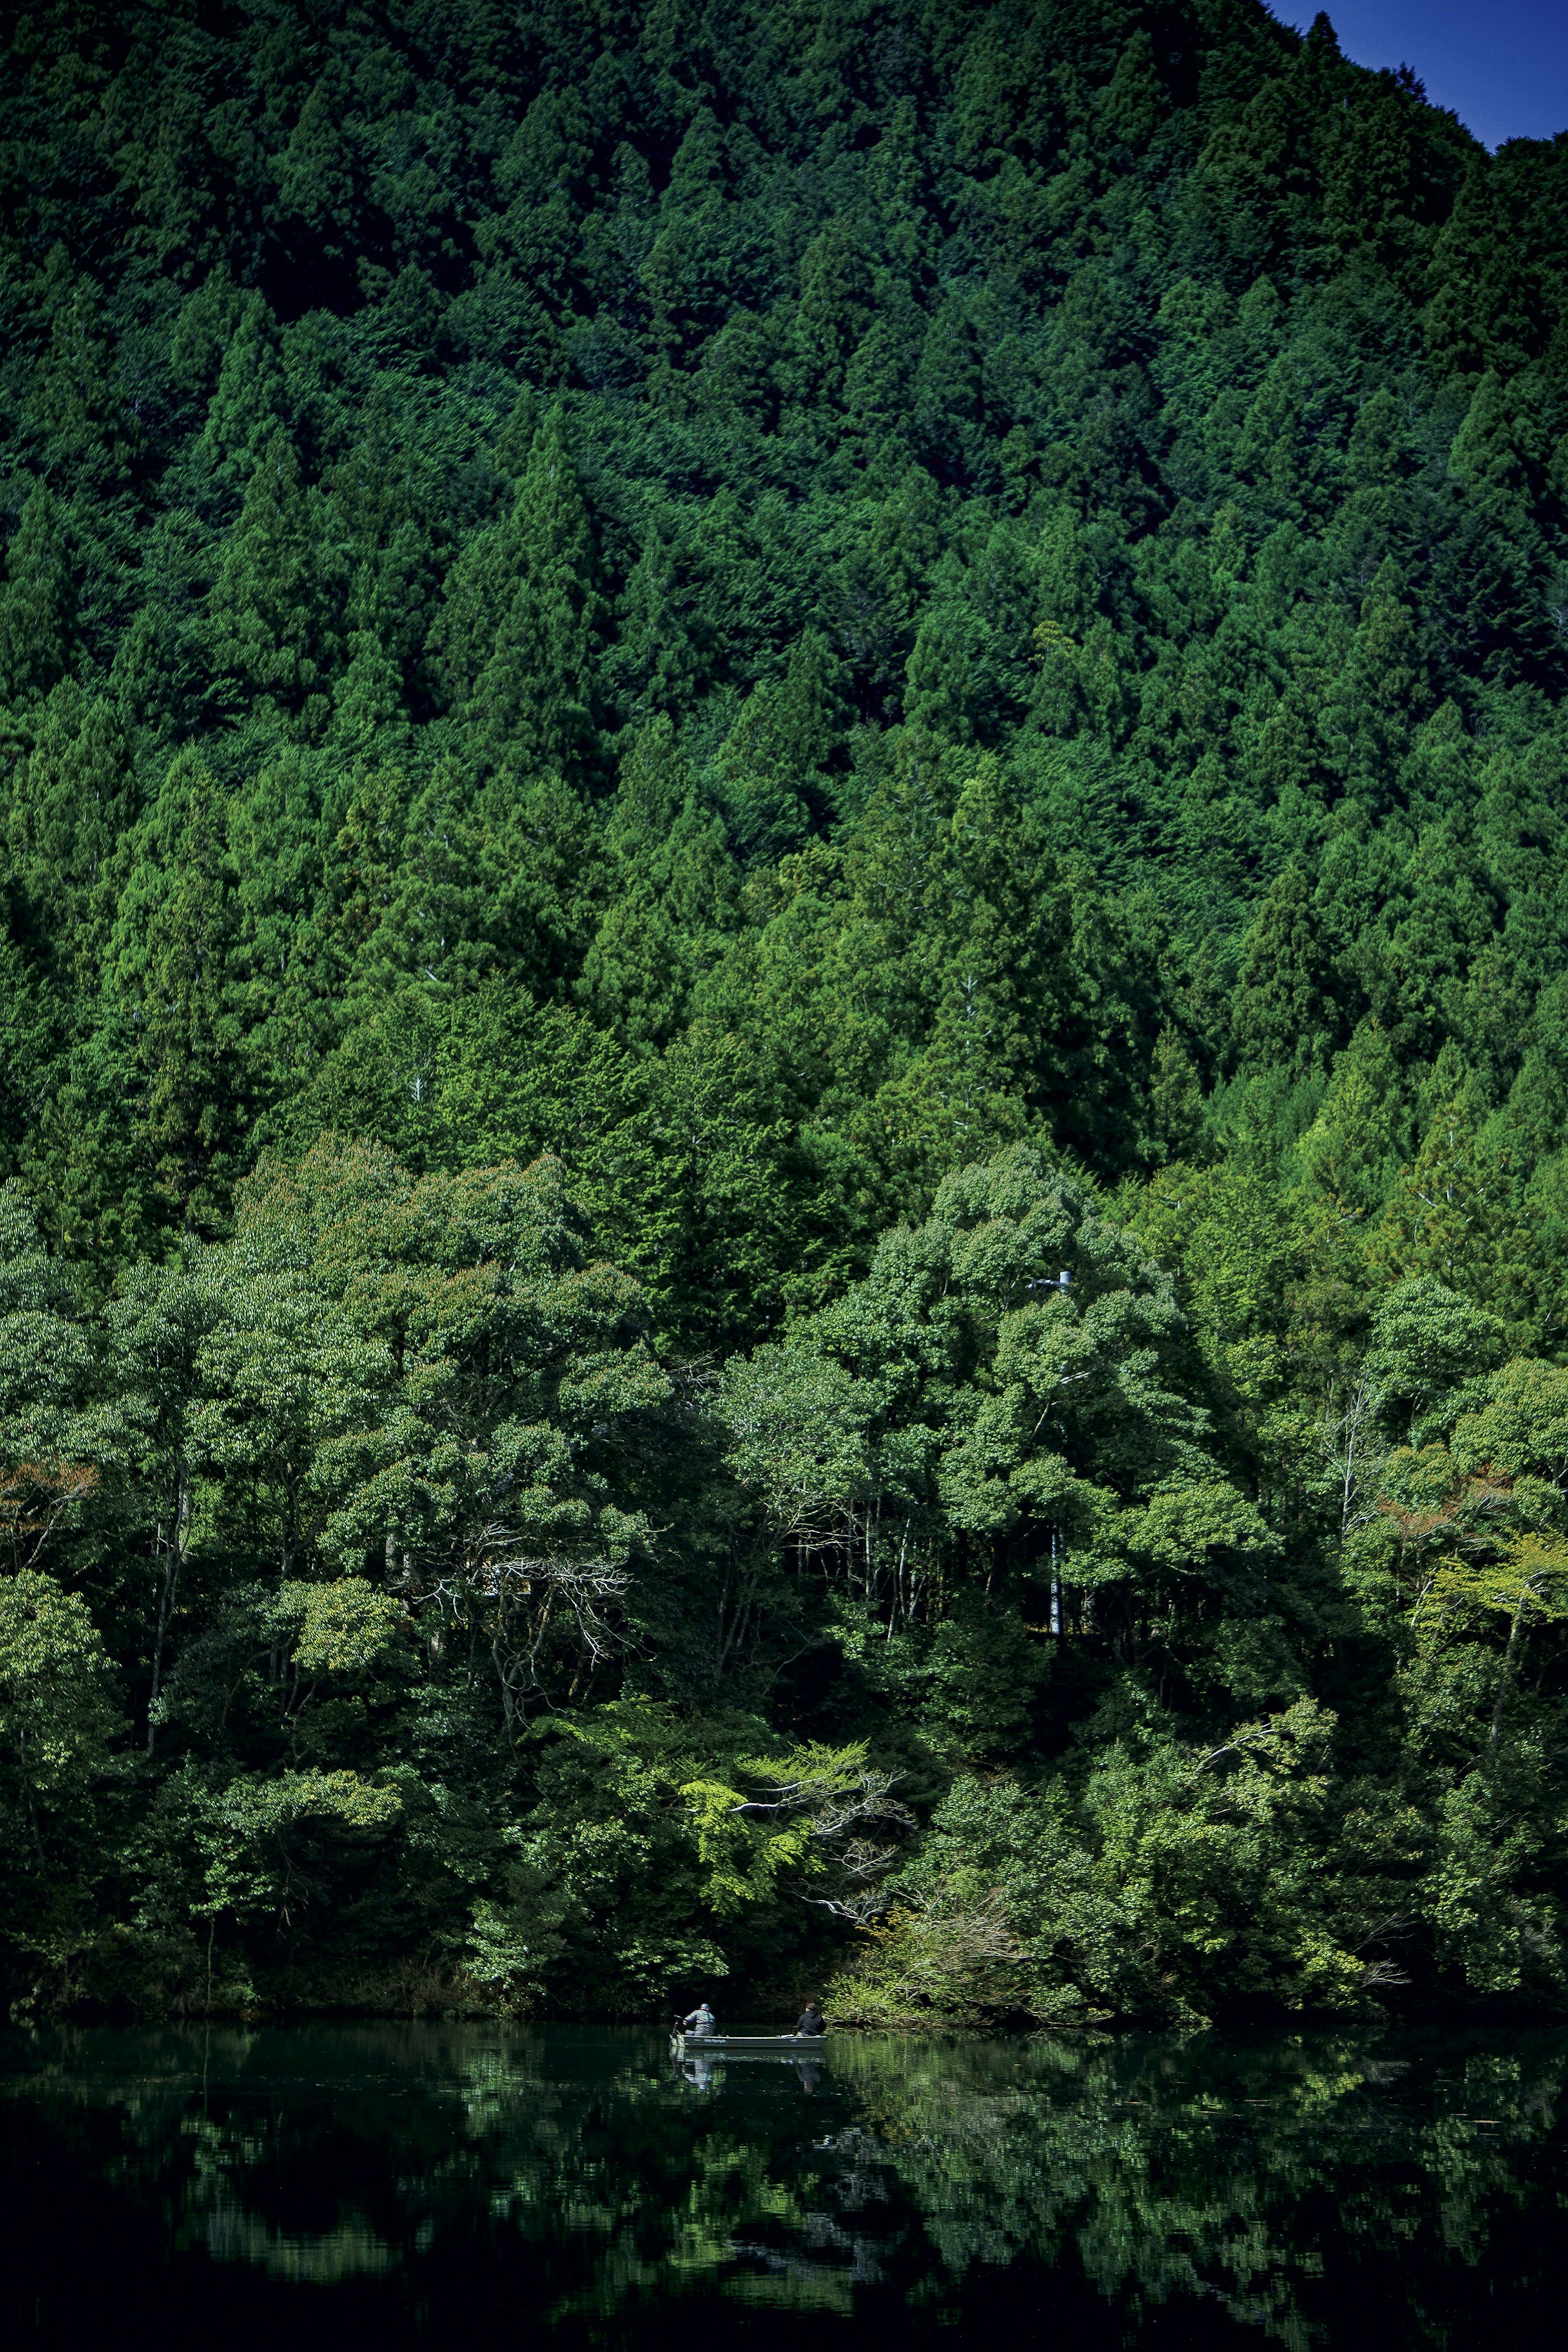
2, 2021, 1563, 2347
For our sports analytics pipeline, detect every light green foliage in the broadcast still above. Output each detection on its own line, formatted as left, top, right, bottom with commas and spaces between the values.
1368, 1276, 1506, 1443
285, 1578, 403, 1675
460, 1706, 895, 2016
722, 1147, 1252, 1649
677, 1739, 906, 1912
1451, 1358, 1568, 1483
0, 1570, 118, 1806
1417, 1530, 1568, 1646
0, 1570, 120, 1992
228, 1140, 673, 1730
831, 1700, 1375, 2026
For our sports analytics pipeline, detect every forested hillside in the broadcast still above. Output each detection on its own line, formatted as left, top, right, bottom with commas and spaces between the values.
5, 0, 1568, 2025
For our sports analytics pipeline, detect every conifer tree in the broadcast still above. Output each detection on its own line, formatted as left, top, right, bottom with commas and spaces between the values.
1449, 372, 1545, 535
1232, 866, 1345, 1077
784, 219, 873, 422
5, 682, 135, 978
274, 71, 359, 263
1374, 1076, 1549, 1345
714, 629, 847, 860
920, 757, 1074, 1127
329, 630, 411, 765
206, 427, 339, 716
1425, 156, 1540, 379
581, 718, 737, 1050
1339, 557, 1429, 787
0, 483, 73, 708
108, 750, 247, 1231
434, 406, 602, 780
191, 293, 289, 492
24, 257, 142, 496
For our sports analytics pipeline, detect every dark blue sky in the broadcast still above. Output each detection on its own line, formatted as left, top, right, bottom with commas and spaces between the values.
1279, 3, 1568, 149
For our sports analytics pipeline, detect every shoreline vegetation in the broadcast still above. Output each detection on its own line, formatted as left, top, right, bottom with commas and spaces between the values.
6, 0, 1568, 2031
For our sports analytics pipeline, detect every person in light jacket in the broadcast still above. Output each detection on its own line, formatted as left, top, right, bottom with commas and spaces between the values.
681, 2001, 717, 2037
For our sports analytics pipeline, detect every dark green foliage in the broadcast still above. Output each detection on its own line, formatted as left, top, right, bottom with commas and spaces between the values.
5, 0, 1568, 2027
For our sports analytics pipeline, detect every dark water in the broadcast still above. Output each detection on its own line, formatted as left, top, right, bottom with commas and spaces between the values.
2, 2022, 1564, 2347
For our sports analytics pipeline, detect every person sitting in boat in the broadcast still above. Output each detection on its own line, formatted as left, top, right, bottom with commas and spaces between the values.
681, 2001, 718, 2038
795, 1999, 826, 2037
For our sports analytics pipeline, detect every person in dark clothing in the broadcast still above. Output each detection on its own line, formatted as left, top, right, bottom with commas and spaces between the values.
796, 2000, 825, 2037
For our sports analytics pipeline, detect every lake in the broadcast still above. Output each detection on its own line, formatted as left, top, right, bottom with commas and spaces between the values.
2, 2022, 1562, 2346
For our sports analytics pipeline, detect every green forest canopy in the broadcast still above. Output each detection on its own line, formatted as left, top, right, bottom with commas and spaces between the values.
5, 0, 1568, 2023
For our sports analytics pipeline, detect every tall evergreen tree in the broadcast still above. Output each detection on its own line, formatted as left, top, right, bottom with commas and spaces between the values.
107, 750, 248, 1231
435, 406, 603, 782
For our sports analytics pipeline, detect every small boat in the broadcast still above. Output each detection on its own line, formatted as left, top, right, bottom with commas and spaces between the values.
670, 2032, 829, 2055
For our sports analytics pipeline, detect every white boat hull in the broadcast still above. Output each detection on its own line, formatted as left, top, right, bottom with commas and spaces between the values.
671, 2033, 829, 2054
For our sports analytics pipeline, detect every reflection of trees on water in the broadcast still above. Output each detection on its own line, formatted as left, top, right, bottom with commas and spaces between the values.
2, 2027, 1565, 2339
833, 2033, 1565, 2346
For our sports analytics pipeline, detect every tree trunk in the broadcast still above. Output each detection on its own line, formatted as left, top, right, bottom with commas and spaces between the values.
1489, 1590, 1531, 1753
147, 1479, 189, 1757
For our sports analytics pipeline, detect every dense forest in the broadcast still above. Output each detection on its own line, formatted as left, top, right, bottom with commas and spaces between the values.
4, 0, 1568, 2028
